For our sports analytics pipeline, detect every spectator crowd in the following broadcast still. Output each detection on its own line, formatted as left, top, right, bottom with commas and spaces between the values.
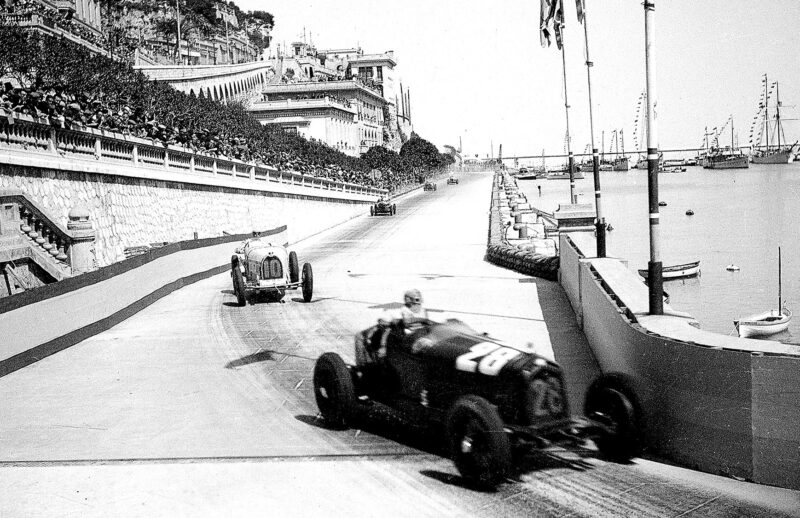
0, 23, 449, 191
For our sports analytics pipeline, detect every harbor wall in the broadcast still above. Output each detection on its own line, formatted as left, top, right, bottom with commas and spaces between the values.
559, 232, 800, 490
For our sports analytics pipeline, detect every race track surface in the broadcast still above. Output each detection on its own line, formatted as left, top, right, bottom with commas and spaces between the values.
1, 172, 798, 517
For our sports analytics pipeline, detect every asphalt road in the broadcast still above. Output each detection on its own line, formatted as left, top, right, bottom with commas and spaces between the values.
1, 172, 798, 517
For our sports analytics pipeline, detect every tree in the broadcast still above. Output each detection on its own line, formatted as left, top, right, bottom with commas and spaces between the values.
400, 132, 447, 171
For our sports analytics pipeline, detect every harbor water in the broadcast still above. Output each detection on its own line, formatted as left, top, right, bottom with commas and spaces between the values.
518, 164, 800, 342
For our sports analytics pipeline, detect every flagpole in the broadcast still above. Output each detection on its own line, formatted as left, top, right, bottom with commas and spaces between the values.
644, 1, 663, 315
559, 22, 576, 204
581, 3, 606, 257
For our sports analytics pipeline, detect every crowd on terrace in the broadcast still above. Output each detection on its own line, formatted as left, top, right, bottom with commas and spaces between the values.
1, 0, 106, 48
0, 25, 449, 191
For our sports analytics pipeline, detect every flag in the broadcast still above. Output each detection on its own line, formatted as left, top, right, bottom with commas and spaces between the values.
576, 0, 585, 23
553, 0, 565, 49
539, 0, 559, 47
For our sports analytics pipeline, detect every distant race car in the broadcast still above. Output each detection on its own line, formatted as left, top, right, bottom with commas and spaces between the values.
370, 199, 396, 216
230, 238, 313, 305
313, 318, 641, 487
423, 182, 437, 191
447, 176, 459, 185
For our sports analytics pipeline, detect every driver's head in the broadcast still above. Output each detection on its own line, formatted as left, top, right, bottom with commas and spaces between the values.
404, 288, 423, 308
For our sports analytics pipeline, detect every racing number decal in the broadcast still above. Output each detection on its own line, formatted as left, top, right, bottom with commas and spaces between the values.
455, 342, 521, 376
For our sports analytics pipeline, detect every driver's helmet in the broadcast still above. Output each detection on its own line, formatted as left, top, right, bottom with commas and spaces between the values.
404, 288, 423, 307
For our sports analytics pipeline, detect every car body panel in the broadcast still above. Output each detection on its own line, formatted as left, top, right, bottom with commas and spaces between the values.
354, 319, 570, 431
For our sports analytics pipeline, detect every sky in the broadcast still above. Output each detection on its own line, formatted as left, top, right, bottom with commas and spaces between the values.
236, 0, 800, 161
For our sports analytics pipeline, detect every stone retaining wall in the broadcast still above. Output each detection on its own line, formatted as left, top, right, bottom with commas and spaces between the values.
0, 164, 367, 267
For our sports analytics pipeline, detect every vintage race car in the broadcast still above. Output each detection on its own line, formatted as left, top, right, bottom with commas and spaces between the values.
230, 238, 313, 305
370, 199, 396, 216
423, 181, 437, 191
447, 176, 459, 185
313, 318, 641, 487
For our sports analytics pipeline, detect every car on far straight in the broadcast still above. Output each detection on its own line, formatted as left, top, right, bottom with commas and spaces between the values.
230, 238, 313, 305
370, 198, 396, 216
313, 317, 641, 487
424, 181, 437, 191
447, 176, 459, 185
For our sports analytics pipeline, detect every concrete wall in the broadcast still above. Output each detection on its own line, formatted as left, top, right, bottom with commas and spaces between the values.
559, 232, 800, 490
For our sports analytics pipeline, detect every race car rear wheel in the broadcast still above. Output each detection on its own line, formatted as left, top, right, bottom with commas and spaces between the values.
446, 395, 511, 488
301, 262, 313, 302
370, 206, 374, 217
584, 384, 640, 462
232, 263, 246, 307
289, 251, 299, 284
391, 204, 396, 215
313, 352, 354, 429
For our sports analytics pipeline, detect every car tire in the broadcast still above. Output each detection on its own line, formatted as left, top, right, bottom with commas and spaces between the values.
584, 384, 641, 462
289, 251, 299, 284
232, 263, 246, 307
391, 204, 396, 215
301, 262, 313, 302
313, 352, 354, 429
446, 395, 511, 488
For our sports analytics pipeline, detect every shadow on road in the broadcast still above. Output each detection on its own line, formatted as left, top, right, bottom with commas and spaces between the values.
225, 349, 316, 369
419, 470, 497, 493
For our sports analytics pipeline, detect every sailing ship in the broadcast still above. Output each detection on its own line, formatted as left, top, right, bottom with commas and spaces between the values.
609, 129, 630, 171
734, 247, 792, 338
701, 118, 749, 169
751, 75, 797, 164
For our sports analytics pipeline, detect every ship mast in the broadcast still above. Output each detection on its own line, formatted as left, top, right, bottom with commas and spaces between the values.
776, 81, 782, 150
764, 74, 770, 152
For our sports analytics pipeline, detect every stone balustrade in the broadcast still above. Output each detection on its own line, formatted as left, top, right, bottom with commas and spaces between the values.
0, 112, 386, 199
0, 190, 95, 280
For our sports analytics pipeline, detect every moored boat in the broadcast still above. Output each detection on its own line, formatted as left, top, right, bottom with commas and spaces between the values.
735, 308, 792, 338
734, 246, 792, 338
750, 75, 797, 164
638, 260, 701, 280
701, 117, 749, 169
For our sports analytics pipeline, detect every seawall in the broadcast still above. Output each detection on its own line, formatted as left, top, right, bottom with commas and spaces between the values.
486, 171, 800, 490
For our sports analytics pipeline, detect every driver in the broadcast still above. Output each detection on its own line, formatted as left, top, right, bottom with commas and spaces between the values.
363, 289, 429, 362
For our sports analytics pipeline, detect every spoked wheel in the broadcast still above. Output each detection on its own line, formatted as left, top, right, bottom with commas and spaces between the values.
231, 262, 246, 307
301, 262, 314, 302
313, 352, 355, 429
289, 251, 299, 284
446, 395, 511, 488
584, 383, 641, 462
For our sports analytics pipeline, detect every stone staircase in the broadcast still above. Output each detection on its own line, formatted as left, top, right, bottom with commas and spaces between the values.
0, 191, 95, 297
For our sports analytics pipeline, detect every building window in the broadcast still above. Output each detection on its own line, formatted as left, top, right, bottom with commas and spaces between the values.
377, 67, 383, 81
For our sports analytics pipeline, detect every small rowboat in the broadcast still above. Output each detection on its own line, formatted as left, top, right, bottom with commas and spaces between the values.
638, 260, 700, 280
735, 307, 792, 338
735, 247, 792, 338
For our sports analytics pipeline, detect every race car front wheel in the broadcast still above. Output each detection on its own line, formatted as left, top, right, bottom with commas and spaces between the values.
232, 263, 246, 307
301, 263, 313, 302
584, 382, 641, 462
370, 206, 374, 217
313, 352, 354, 429
446, 395, 511, 488
289, 251, 299, 284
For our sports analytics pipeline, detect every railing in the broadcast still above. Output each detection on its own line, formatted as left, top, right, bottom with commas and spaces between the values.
0, 191, 74, 269
0, 112, 387, 199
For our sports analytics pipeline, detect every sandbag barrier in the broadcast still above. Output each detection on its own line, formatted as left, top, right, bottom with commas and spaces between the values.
485, 173, 559, 281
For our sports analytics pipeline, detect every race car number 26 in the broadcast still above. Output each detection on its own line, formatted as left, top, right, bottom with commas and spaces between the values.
455, 342, 521, 376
